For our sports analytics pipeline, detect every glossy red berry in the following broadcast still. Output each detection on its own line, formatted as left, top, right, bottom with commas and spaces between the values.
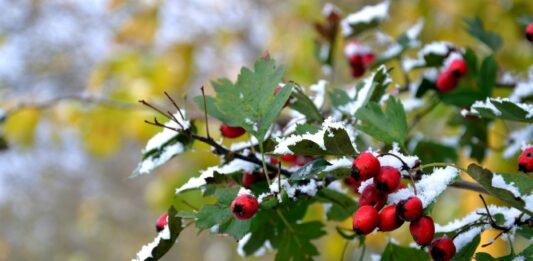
359, 183, 387, 210
344, 177, 362, 194
410, 215, 435, 246
362, 53, 375, 67
430, 236, 456, 261
155, 212, 168, 232
518, 147, 533, 173
378, 205, 404, 232
220, 124, 246, 138
448, 59, 467, 78
436, 71, 459, 93
280, 154, 297, 163
396, 196, 424, 222
231, 194, 259, 220
242, 171, 258, 188
526, 23, 533, 42
345, 41, 374, 78
352, 152, 381, 181
375, 166, 401, 193
352, 206, 380, 235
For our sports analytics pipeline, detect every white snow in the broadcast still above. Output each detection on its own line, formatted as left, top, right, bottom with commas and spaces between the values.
401, 59, 424, 72
268, 177, 323, 202
419, 41, 453, 57
144, 110, 189, 152
238, 187, 253, 196
405, 19, 424, 42
401, 98, 424, 112
138, 142, 184, 174
344, 41, 373, 57
358, 178, 375, 194
469, 97, 533, 119
273, 117, 357, 154
378, 143, 420, 175
491, 174, 521, 198
512, 256, 526, 261
471, 98, 502, 116
509, 81, 533, 102
326, 180, 349, 194
322, 3, 342, 18
453, 226, 486, 251
323, 157, 352, 172
341, 1, 389, 36
236, 233, 272, 257
175, 158, 257, 194
132, 225, 171, 261
387, 167, 459, 207
310, 80, 327, 109
442, 52, 464, 70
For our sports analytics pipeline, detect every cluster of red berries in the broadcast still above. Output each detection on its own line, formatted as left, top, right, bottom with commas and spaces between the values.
436, 57, 468, 93
344, 40, 375, 78
518, 147, 533, 173
350, 152, 456, 260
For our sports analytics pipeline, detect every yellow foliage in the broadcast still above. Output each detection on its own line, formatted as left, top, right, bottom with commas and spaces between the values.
3, 109, 40, 147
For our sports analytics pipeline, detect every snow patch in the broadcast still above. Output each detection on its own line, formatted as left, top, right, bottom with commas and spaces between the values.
341, 1, 389, 36
491, 174, 521, 198
132, 225, 172, 261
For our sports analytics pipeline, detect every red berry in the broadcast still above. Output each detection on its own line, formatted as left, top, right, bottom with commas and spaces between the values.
269, 156, 279, 165
430, 236, 456, 261
396, 196, 424, 222
155, 212, 169, 232
362, 53, 375, 67
352, 206, 380, 235
375, 166, 401, 193
344, 177, 362, 194
231, 194, 259, 220
526, 23, 533, 42
436, 71, 459, 93
410, 215, 435, 246
448, 59, 467, 78
280, 154, 298, 163
220, 124, 246, 138
351, 65, 366, 78
242, 171, 258, 188
378, 205, 404, 232
344, 41, 374, 78
518, 147, 533, 173
359, 183, 387, 210
352, 152, 381, 181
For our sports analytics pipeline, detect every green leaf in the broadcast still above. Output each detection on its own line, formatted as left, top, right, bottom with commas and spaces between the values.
468, 98, 533, 123
317, 188, 358, 221
146, 206, 184, 260
275, 221, 326, 261
517, 225, 533, 240
415, 77, 437, 98
380, 242, 430, 261
294, 123, 321, 135
464, 17, 503, 51
466, 164, 533, 216
195, 204, 232, 229
451, 234, 480, 261
440, 88, 486, 107
218, 217, 252, 240
448, 115, 489, 162
198, 58, 292, 141
342, 1, 389, 38
477, 55, 497, 96
290, 159, 331, 181
328, 88, 352, 109
355, 96, 408, 144
413, 140, 458, 163
289, 86, 324, 122
324, 127, 357, 155
463, 48, 479, 78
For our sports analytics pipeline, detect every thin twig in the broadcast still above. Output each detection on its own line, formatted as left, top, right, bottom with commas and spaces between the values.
200, 86, 211, 139
164, 91, 185, 121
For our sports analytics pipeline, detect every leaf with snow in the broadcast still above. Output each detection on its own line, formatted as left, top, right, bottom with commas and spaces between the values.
355, 96, 408, 145
466, 164, 533, 216
413, 41, 455, 69
374, 19, 424, 65
133, 206, 183, 261
196, 57, 293, 142
288, 84, 324, 122
463, 98, 533, 123
131, 112, 193, 178
290, 159, 331, 181
274, 117, 357, 156
341, 1, 389, 37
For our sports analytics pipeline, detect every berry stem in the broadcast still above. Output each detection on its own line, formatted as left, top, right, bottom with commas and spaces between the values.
259, 142, 272, 186
199, 86, 211, 139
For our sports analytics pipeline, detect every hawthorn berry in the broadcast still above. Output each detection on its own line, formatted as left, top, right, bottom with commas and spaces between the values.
352, 205, 380, 235
280, 154, 297, 163
378, 205, 404, 232
344, 40, 375, 78
344, 177, 362, 194
430, 236, 456, 261
436, 71, 459, 93
448, 59, 467, 78
359, 183, 387, 210
352, 152, 380, 181
409, 215, 435, 246
518, 147, 533, 173
155, 212, 169, 232
526, 23, 533, 42
396, 196, 423, 222
374, 166, 401, 193
242, 171, 258, 188
220, 124, 246, 138
231, 194, 259, 220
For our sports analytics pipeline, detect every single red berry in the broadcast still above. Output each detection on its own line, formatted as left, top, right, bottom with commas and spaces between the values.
352, 206, 380, 235
362, 53, 375, 67
430, 236, 456, 261
280, 154, 298, 163
374, 166, 401, 193
518, 147, 533, 173
410, 215, 435, 246
344, 177, 362, 194
351, 65, 366, 78
436, 71, 459, 93
155, 212, 169, 232
396, 196, 424, 222
378, 205, 404, 232
448, 59, 468, 78
242, 171, 258, 188
231, 194, 259, 220
526, 23, 533, 42
220, 124, 246, 138
359, 183, 387, 210
352, 152, 381, 181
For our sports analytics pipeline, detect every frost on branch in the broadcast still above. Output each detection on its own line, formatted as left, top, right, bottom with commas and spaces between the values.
341, 1, 389, 37
491, 173, 533, 213
131, 110, 191, 177
133, 226, 171, 261
387, 166, 459, 207
462, 97, 533, 122
502, 126, 533, 159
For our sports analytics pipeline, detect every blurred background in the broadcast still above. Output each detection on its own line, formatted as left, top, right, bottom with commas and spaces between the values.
0, 0, 532, 260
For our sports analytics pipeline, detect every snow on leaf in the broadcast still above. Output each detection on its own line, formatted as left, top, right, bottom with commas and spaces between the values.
268, 177, 323, 202
341, 1, 389, 37
510, 81, 533, 102
464, 97, 533, 122
387, 166, 459, 207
